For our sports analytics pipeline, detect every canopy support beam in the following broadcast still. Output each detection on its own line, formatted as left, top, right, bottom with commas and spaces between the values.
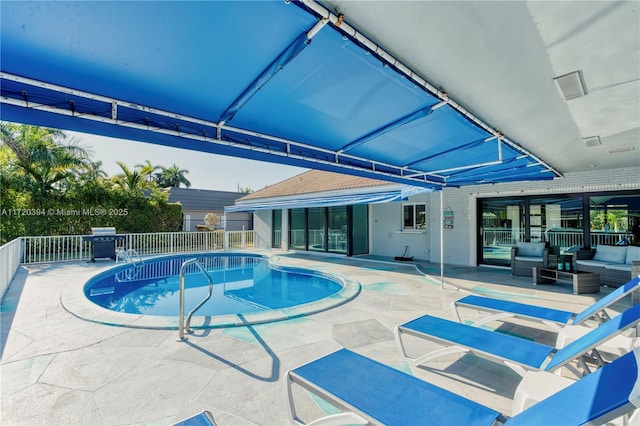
297, 0, 562, 179
337, 101, 447, 155
1, 72, 448, 189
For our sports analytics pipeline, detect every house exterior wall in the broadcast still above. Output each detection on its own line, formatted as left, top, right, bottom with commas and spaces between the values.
369, 194, 431, 260
253, 210, 271, 250
249, 166, 639, 266
426, 166, 640, 266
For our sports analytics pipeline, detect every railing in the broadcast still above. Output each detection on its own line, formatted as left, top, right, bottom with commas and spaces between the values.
21, 234, 92, 263
17, 230, 254, 264
114, 248, 145, 282
482, 230, 524, 248
177, 258, 214, 341
0, 237, 23, 298
484, 229, 632, 254
123, 231, 225, 256
0, 230, 254, 295
116, 248, 144, 266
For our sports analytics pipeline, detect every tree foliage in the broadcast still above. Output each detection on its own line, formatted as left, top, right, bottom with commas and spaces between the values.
155, 164, 191, 188
0, 123, 185, 244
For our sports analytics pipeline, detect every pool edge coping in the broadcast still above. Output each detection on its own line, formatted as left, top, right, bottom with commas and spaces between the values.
60, 251, 361, 329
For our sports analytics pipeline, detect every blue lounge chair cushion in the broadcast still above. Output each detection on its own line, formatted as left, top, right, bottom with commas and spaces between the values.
506, 348, 640, 425
289, 348, 502, 425
456, 294, 575, 324
401, 314, 554, 369
545, 302, 640, 372
398, 302, 640, 375
288, 348, 640, 426
455, 275, 640, 327
573, 276, 640, 324
172, 411, 216, 426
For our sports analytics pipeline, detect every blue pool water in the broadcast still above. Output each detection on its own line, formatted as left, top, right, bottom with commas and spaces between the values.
84, 253, 343, 316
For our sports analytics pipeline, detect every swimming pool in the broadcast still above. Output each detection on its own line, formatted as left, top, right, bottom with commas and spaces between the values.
75, 252, 360, 328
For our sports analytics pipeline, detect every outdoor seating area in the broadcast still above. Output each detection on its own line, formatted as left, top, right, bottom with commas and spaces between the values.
510, 242, 549, 277
574, 245, 640, 288
2, 252, 639, 425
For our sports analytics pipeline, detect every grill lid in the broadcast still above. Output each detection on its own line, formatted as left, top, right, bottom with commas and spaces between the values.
91, 227, 116, 236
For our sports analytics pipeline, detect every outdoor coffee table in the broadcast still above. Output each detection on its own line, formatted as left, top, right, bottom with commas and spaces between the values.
533, 267, 600, 295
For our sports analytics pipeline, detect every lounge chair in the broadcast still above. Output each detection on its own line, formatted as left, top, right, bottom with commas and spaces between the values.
394, 301, 640, 377
285, 347, 640, 425
172, 410, 216, 426
452, 275, 640, 332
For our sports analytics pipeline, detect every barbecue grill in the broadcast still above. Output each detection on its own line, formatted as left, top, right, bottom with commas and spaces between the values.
83, 227, 125, 262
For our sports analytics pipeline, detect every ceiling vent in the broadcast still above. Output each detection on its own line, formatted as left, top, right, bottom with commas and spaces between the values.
582, 136, 601, 147
553, 70, 587, 100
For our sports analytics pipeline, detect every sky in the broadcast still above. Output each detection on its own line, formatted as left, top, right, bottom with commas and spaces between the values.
70, 131, 309, 193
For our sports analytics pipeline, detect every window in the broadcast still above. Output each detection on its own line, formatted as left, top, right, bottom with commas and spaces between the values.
403, 203, 426, 230
289, 209, 306, 250
272, 210, 282, 249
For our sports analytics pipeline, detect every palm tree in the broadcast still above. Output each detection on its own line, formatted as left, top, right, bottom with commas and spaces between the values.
112, 161, 157, 195
83, 160, 108, 181
0, 122, 90, 195
155, 164, 191, 188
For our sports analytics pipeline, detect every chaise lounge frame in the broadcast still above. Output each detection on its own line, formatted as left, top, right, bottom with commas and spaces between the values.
285, 347, 640, 426
451, 275, 640, 332
394, 302, 640, 377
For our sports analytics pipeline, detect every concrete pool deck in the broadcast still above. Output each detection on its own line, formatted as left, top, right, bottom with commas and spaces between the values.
0, 251, 631, 425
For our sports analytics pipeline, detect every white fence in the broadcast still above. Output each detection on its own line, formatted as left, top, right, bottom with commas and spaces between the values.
0, 237, 23, 298
0, 230, 254, 297
18, 230, 254, 264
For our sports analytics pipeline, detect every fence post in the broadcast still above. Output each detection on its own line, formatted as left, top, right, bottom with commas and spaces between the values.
241, 226, 246, 248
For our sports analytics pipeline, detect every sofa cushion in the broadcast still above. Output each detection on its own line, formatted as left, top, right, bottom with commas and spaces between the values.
514, 256, 544, 262
576, 259, 609, 268
625, 246, 640, 265
604, 263, 631, 272
516, 242, 545, 257
593, 245, 627, 264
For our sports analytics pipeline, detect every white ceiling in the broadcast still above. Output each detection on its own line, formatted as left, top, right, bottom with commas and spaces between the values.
322, 0, 640, 175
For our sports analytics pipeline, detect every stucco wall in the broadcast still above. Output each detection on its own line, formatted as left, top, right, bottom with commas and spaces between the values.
253, 210, 271, 250
248, 166, 639, 266
369, 195, 431, 260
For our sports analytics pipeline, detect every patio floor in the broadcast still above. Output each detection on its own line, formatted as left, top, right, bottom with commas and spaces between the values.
0, 251, 629, 425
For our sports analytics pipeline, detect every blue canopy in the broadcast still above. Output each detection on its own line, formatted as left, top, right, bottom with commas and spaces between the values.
226, 184, 431, 212
0, 1, 559, 189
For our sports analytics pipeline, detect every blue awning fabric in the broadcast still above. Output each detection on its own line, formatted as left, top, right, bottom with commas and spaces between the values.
225, 185, 431, 212
0, 1, 560, 190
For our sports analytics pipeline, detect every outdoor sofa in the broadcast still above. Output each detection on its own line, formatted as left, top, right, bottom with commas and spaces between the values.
511, 241, 549, 277
574, 245, 640, 287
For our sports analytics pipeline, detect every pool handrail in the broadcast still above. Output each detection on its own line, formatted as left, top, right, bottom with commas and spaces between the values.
116, 247, 144, 266
177, 258, 214, 341
115, 248, 145, 281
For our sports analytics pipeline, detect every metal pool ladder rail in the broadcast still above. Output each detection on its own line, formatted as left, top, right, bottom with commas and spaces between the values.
116, 248, 144, 265
115, 248, 145, 282
177, 258, 214, 341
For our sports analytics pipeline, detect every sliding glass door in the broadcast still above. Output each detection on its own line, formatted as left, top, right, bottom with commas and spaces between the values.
286, 205, 369, 255
479, 198, 524, 266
